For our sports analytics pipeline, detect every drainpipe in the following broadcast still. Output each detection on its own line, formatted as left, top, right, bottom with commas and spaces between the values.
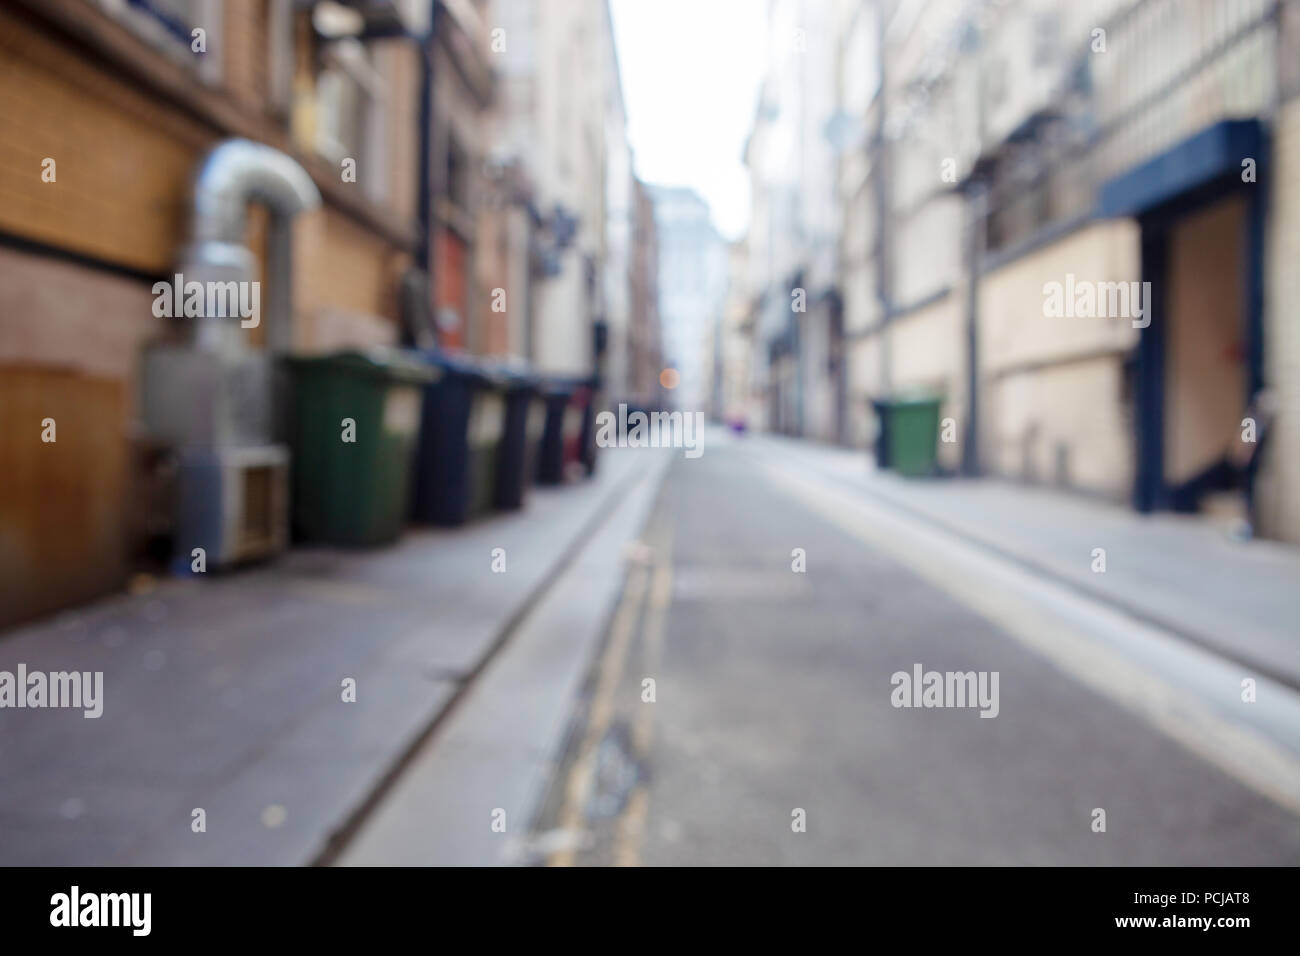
962, 182, 987, 477
182, 138, 321, 356
416, 7, 439, 336
873, 0, 891, 398
352, 4, 439, 346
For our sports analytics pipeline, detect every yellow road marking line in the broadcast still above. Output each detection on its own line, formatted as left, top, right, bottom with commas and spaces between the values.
613, 785, 649, 867
613, 530, 673, 867
633, 545, 672, 755
548, 560, 649, 866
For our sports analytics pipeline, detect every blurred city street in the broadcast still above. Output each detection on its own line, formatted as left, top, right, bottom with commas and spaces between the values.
3, 0, 1300, 879
528, 431, 1300, 865
345, 430, 1300, 866
0, 448, 659, 865
7, 433, 1298, 866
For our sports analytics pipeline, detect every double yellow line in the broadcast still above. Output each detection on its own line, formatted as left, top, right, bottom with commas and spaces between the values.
550, 526, 673, 867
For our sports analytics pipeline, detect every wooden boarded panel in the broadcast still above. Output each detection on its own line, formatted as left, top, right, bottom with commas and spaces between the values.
0, 365, 128, 630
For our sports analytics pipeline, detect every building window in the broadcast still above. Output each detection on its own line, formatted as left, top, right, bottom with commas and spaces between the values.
315, 37, 388, 204
983, 55, 1007, 113
99, 0, 222, 83
446, 135, 471, 215
266, 0, 294, 115
1033, 12, 1059, 69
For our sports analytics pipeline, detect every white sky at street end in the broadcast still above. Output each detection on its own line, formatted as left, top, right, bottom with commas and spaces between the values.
610, 0, 767, 241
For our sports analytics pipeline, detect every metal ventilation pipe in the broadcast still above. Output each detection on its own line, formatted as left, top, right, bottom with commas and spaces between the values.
181, 138, 322, 355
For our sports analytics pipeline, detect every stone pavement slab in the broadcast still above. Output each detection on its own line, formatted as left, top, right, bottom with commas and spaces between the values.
752, 434, 1300, 689
337, 448, 672, 866
0, 449, 643, 865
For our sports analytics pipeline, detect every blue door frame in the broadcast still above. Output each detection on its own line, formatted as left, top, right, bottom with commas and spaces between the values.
1098, 120, 1267, 513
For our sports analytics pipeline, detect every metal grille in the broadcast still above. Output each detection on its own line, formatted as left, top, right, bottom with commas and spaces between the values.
985, 0, 1284, 254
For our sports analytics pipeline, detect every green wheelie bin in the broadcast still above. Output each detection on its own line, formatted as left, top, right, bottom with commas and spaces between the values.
879, 395, 943, 477
285, 348, 435, 546
466, 364, 508, 517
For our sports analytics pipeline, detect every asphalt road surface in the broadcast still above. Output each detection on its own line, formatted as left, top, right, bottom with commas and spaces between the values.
531, 431, 1300, 866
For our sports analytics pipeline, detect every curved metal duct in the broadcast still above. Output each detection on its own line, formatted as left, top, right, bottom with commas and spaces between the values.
141, 140, 322, 570
191, 138, 322, 244
181, 138, 322, 354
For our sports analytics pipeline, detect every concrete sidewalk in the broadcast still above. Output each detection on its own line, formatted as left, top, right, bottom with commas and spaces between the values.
746, 434, 1300, 689
0, 449, 647, 865
336, 447, 671, 866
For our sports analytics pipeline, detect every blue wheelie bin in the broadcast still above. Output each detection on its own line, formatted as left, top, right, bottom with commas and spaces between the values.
485, 362, 543, 510
409, 350, 507, 525
535, 378, 575, 485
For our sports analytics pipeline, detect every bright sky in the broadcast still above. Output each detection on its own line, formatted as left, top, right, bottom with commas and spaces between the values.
609, 0, 768, 241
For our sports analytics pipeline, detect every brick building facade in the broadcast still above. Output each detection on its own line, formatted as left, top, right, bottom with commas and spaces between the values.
0, 0, 428, 628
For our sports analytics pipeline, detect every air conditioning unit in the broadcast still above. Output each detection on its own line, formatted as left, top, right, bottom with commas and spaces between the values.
175, 445, 289, 570
142, 344, 292, 571
141, 346, 276, 448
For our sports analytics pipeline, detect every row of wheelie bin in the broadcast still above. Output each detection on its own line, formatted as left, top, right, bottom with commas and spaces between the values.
282, 347, 598, 546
